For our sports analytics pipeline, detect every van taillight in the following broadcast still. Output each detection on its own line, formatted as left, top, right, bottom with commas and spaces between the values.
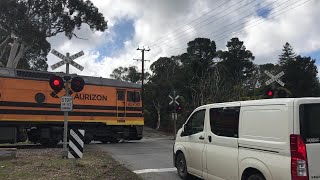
290, 134, 308, 180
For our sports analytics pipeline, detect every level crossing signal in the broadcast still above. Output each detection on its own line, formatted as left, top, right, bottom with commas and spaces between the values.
176, 106, 182, 114
49, 75, 64, 92
49, 75, 85, 93
265, 87, 290, 98
266, 89, 274, 98
71, 76, 85, 92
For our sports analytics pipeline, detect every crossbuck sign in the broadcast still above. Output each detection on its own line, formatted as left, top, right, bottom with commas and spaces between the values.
51, 49, 84, 71
169, 95, 180, 105
264, 70, 285, 86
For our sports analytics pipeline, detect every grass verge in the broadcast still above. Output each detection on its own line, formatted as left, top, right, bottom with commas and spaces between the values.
0, 148, 141, 180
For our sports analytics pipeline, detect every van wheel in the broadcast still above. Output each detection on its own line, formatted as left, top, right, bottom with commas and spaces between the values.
247, 173, 265, 180
176, 153, 189, 179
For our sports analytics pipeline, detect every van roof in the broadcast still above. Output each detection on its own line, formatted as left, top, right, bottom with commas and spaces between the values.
200, 98, 320, 108
0, 67, 141, 89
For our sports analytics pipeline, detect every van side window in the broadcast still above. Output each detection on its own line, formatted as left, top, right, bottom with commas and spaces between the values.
210, 107, 240, 138
185, 109, 205, 135
127, 91, 141, 102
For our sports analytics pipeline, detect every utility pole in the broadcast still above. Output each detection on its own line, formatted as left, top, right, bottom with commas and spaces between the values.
134, 47, 150, 106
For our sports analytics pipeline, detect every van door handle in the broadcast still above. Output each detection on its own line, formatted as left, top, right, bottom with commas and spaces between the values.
208, 136, 212, 142
199, 136, 204, 140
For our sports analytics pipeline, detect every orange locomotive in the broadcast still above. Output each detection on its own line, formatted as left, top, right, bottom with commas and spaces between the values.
0, 67, 143, 146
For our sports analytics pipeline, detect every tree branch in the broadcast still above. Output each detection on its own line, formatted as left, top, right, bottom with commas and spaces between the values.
72, 33, 88, 40
0, 35, 10, 50
0, 45, 7, 60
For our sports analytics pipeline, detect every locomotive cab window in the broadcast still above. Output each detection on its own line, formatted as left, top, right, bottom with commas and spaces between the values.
127, 91, 141, 102
117, 90, 125, 101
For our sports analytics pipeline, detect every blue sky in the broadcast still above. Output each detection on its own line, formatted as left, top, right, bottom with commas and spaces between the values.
96, 18, 135, 60
302, 50, 320, 61
256, 6, 272, 18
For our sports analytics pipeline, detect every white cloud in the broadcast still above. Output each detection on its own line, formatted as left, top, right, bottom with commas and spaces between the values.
239, 0, 320, 64
46, 0, 320, 78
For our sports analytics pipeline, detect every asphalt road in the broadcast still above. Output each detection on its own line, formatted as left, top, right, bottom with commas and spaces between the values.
91, 138, 181, 180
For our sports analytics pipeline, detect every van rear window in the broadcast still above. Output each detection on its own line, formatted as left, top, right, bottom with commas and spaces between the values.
300, 104, 320, 143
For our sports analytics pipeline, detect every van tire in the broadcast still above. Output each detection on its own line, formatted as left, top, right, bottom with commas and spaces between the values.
247, 173, 265, 180
176, 152, 190, 180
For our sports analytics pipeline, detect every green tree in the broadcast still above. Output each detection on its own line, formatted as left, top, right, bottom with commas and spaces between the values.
218, 37, 255, 100
277, 43, 320, 97
180, 38, 218, 107
279, 42, 296, 66
123, 66, 142, 83
144, 57, 180, 129
110, 66, 148, 83
282, 55, 320, 97
0, 0, 107, 70
110, 67, 129, 80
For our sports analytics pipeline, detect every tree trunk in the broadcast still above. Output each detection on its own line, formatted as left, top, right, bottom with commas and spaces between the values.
156, 108, 161, 130
153, 101, 161, 130
13, 42, 30, 68
6, 37, 19, 68
6, 37, 30, 68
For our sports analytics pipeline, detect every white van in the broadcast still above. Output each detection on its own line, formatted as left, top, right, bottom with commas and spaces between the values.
173, 98, 320, 180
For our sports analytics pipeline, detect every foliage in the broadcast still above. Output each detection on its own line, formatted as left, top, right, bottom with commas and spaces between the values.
281, 55, 320, 97
178, 38, 219, 107
0, 0, 107, 71
110, 39, 320, 130
279, 42, 296, 66
110, 66, 149, 83
217, 38, 255, 100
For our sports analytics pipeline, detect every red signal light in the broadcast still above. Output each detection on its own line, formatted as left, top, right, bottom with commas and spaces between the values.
53, 79, 60, 86
176, 106, 182, 114
266, 89, 274, 98
49, 75, 64, 92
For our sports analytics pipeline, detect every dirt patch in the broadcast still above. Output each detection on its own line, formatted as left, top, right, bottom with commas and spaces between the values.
0, 148, 141, 180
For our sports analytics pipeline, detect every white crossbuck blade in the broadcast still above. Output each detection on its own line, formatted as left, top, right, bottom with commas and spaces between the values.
264, 70, 285, 86
50, 49, 84, 71
51, 49, 66, 60
169, 95, 180, 105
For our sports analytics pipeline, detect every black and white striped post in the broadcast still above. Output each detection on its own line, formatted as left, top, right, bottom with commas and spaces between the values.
68, 129, 85, 159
